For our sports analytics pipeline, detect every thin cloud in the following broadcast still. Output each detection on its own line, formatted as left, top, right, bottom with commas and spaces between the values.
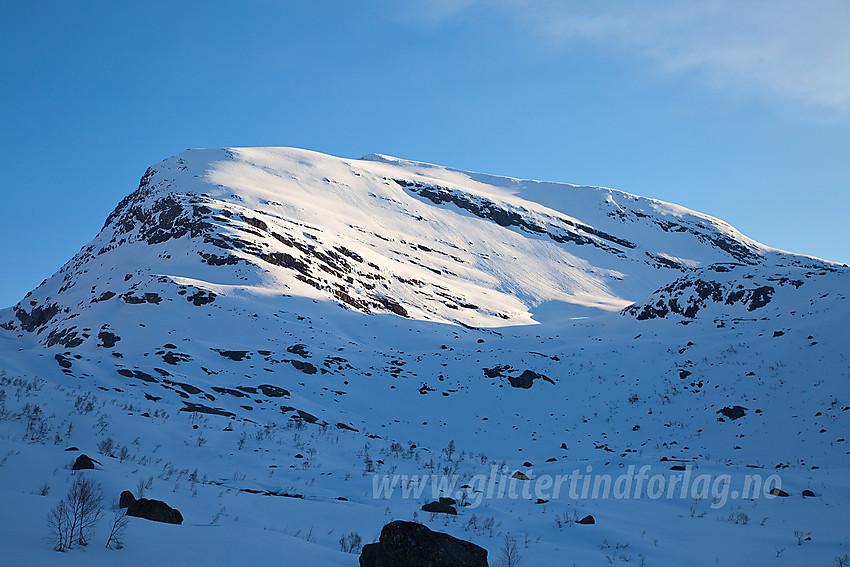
405, 0, 850, 113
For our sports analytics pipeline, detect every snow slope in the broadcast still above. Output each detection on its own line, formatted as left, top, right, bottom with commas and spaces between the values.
0, 147, 848, 566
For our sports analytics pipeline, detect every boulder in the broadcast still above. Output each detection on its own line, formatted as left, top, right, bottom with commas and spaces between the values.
577, 515, 595, 525
126, 498, 183, 524
802, 489, 817, 497
768, 487, 789, 497
119, 490, 136, 509
72, 454, 99, 470
359, 521, 487, 567
421, 500, 457, 515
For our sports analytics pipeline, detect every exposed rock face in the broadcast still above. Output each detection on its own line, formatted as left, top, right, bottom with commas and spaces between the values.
622, 263, 826, 321
126, 498, 183, 524
359, 521, 487, 567
394, 178, 635, 253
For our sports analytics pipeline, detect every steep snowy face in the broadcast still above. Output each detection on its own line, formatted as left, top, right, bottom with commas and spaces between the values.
0, 146, 818, 347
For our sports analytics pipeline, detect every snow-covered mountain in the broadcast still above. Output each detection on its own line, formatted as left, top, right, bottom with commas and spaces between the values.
0, 147, 847, 566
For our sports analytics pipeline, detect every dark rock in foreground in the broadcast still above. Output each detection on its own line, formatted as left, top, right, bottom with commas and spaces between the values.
119, 490, 136, 508
72, 454, 99, 470
360, 521, 487, 567
126, 498, 183, 524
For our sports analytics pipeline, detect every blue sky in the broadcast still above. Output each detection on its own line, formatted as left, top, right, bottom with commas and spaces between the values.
1, 0, 848, 307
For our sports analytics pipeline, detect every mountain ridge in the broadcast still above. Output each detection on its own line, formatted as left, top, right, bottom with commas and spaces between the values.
0, 147, 847, 566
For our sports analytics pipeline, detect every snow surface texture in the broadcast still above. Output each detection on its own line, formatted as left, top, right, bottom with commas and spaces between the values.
0, 147, 848, 565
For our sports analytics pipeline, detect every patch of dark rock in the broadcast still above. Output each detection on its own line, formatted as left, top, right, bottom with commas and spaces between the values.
290, 359, 317, 374
286, 343, 310, 358
295, 409, 320, 423
15, 302, 60, 332
126, 498, 183, 524
368, 294, 409, 317
577, 515, 595, 525
171, 382, 203, 395
217, 349, 250, 361
258, 384, 290, 398
91, 291, 116, 303
200, 252, 239, 266
211, 386, 248, 398
482, 365, 511, 378
117, 368, 158, 383
162, 351, 191, 365
46, 326, 84, 348
508, 370, 552, 389
180, 402, 234, 417
336, 422, 358, 432
98, 330, 121, 348
718, 405, 747, 420
359, 520, 487, 567
769, 488, 789, 497
54, 354, 72, 368
802, 489, 817, 497
421, 500, 458, 515
121, 292, 162, 305
187, 290, 216, 306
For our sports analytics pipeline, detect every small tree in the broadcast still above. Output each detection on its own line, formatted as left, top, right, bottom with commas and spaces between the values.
47, 500, 70, 551
47, 475, 104, 550
442, 440, 456, 461
105, 507, 128, 549
497, 535, 522, 567
68, 474, 103, 546
339, 532, 363, 553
